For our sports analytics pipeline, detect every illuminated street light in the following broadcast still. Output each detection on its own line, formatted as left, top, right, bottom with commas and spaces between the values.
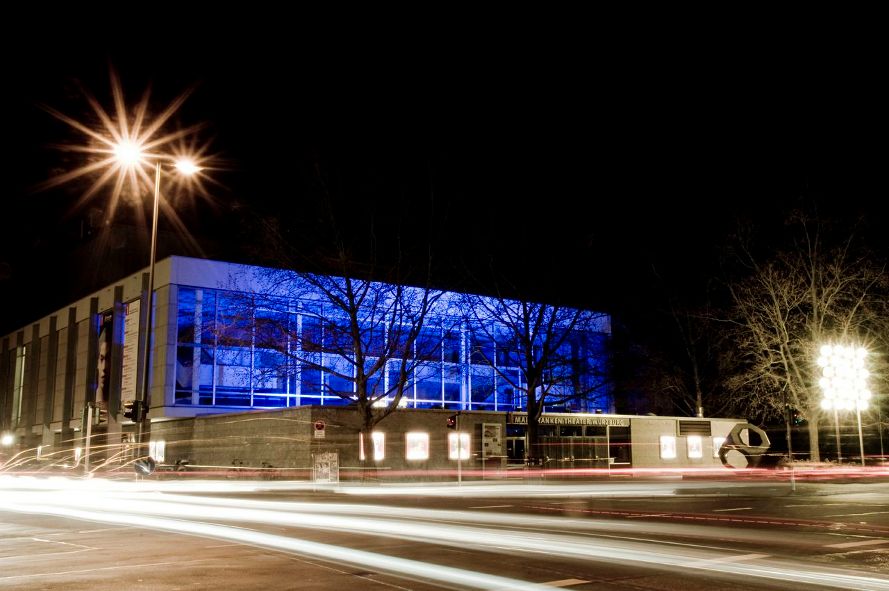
817, 343, 871, 466
41, 71, 211, 460
111, 144, 200, 447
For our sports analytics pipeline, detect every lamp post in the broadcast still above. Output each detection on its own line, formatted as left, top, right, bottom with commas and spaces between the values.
42, 74, 206, 462
135, 161, 161, 449
113, 144, 200, 450
817, 344, 871, 467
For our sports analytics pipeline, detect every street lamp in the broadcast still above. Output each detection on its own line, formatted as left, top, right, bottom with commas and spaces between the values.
113, 145, 200, 448
41, 72, 208, 461
817, 343, 871, 466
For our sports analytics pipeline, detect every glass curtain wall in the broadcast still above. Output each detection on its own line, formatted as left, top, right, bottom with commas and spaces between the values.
175, 286, 602, 412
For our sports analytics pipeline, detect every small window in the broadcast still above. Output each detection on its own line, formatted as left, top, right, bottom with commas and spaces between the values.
659, 435, 677, 460
538, 426, 557, 437
359, 432, 386, 461
448, 432, 471, 460
405, 432, 429, 460
506, 424, 526, 437
687, 435, 703, 459
149, 440, 166, 463
712, 436, 726, 458
585, 425, 606, 437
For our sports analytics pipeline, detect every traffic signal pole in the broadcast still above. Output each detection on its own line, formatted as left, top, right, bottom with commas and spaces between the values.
457, 412, 462, 486
447, 412, 463, 486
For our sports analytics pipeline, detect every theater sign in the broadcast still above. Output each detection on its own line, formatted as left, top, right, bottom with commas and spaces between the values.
507, 413, 630, 427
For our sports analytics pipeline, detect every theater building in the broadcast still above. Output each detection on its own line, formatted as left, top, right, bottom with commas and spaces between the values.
0, 256, 743, 477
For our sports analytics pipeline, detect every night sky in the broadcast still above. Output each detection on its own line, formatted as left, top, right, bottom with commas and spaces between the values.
1, 18, 885, 337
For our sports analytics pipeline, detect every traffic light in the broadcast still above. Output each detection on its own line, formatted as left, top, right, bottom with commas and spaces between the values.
80, 403, 108, 428
446, 414, 458, 430
123, 400, 141, 422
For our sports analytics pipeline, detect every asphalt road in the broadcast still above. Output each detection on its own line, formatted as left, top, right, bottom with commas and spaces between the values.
2, 476, 888, 590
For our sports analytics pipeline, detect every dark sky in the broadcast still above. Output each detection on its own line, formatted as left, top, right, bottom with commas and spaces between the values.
1, 17, 886, 336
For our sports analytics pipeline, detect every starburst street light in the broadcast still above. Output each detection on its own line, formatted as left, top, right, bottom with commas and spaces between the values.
817, 343, 871, 466
39, 71, 212, 220
42, 69, 211, 452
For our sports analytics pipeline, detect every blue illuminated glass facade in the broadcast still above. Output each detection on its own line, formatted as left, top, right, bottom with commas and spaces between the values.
173, 284, 611, 413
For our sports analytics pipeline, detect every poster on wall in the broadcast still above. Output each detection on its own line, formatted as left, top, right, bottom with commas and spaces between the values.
121, 300, 141, 402
96, 311, 113, 410
448, 432, 471, 460
481, 423, 503, 459
312, 452, 340, 483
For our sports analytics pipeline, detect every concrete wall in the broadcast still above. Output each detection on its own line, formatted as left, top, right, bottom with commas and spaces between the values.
629, 417, 742, 469
147, 407, 507, 480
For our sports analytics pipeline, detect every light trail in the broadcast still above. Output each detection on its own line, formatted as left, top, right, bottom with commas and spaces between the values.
1, 499, 555, 591
2, 477, 889, 590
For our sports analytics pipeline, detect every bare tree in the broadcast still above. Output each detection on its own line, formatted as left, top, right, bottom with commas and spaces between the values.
726, 212, 886, 461
628, 266, 740, 419
229, 268, 444, 434
224, 159, 446, 448
631, 309, 741, 420
461, 289, 610, 466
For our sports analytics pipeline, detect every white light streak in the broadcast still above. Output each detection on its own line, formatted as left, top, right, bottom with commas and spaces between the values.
3, 476, 889, 590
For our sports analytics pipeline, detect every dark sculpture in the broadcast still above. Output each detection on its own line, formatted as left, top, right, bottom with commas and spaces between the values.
718, 423, 773, 468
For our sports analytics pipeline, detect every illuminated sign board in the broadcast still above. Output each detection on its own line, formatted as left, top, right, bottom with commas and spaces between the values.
508, 413, 629, 427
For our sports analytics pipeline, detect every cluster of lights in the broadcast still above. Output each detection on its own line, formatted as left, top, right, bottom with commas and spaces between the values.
817, 344, 871, 411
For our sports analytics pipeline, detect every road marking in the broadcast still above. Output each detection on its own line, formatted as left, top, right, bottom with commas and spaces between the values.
823, 511, 889, 517
204, 543, 243, 548
78, 527, 123, 534
31, 537, 97, 551
684, 553, 769, 567
0, 559, 216, 581
825, 539, 889, 549
468, 505, 513, 509
712, 507, 752, 512
544, 579, 589, 587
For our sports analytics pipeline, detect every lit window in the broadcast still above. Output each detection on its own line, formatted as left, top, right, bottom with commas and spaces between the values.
149, 440, 166, 463
659, 435, 676, 459
359, 432, 386, 461
405, 432, 430, 460
372, 432, 385, 460
448, 432, 471, 460
712, 436, 726, 458
687, 435, 703, 459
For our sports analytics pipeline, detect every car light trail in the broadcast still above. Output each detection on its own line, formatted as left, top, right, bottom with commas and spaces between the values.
2, 500, 556, 591
2, 478, 889, 590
